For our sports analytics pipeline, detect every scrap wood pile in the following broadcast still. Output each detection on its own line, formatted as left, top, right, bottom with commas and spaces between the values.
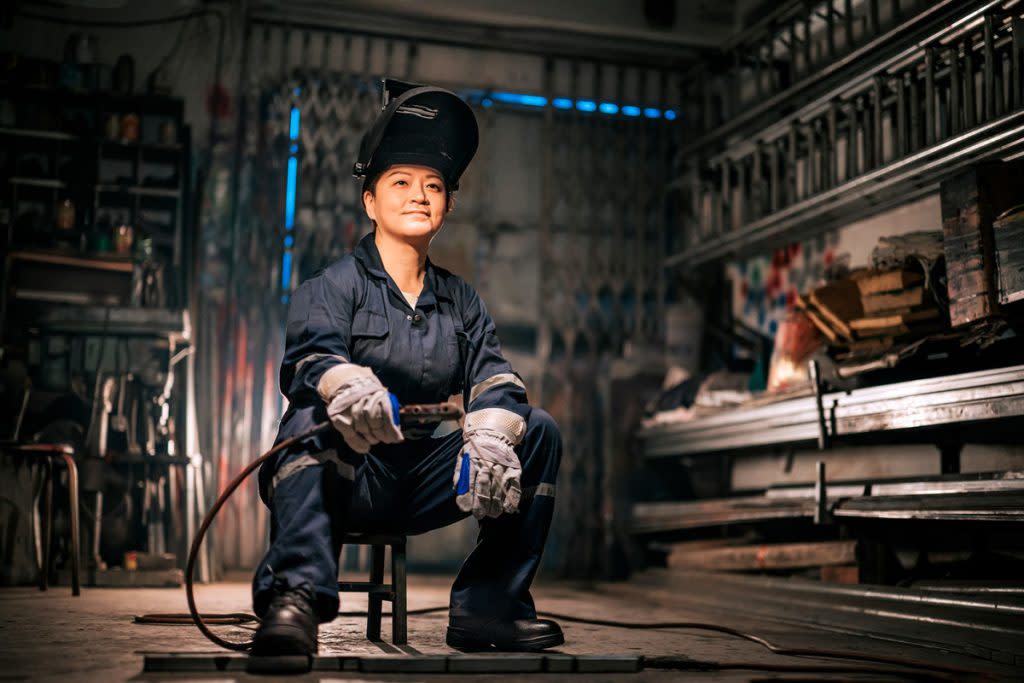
795, 265, 947, 362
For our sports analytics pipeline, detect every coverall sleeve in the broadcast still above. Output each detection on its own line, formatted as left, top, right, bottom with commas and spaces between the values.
279, 267, 356, 405
460, 285, 530, 421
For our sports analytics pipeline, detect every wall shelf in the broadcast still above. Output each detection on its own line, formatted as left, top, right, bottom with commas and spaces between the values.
639, 364, 1024, 458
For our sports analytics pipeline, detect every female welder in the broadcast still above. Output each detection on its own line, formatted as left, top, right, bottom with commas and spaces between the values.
249, 81, 564, 658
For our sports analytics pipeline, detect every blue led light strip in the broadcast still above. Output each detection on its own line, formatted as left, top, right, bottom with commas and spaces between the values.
282, 105, 300, 301
483, 90, 677, 121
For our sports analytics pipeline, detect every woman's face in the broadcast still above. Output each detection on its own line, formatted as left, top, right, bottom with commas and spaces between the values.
363, 165, 450, 244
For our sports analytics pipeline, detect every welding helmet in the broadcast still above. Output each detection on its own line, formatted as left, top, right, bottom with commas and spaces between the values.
353, 79, 479, 191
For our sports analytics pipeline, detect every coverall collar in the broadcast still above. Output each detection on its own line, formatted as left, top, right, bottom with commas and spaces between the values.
353, 231, 452, 308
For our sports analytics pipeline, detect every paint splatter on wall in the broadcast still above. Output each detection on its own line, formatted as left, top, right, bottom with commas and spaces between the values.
726, 230, 842, 338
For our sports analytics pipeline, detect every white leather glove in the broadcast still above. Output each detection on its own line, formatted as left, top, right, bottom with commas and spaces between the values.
453, 408, 526, 519
318, 363, 403, 454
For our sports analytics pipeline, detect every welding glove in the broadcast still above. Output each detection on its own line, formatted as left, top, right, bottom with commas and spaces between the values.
454, 408, 526, 519
318, 363, 404, 454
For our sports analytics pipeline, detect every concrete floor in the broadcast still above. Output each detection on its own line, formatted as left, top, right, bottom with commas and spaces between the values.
0, 573, 1015, 682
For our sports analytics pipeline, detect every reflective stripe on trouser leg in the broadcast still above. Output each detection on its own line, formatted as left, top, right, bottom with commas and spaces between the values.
268, 450, 355, 501
252, 449, 354, 623
450, 407, 561, 620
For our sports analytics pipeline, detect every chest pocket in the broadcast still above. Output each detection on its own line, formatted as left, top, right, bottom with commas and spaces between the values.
349, 308, 389, 369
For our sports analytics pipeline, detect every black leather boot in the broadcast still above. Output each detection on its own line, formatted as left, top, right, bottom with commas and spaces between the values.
250, 583, 318, 658
446, 616, 564, 651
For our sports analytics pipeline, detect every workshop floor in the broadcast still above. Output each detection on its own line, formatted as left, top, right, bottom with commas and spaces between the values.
0, 572, 1017, 682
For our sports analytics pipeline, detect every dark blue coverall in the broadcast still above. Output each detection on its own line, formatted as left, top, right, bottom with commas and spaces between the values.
253, 232, 561, 624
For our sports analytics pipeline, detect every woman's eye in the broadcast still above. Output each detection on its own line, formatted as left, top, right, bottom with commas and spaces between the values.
428, 184, 441, 191
394, 179, 407, 186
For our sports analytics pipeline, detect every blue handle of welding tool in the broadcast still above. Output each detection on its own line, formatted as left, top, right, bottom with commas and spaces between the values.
456, 453, 471, 495
389, 392, 400, 426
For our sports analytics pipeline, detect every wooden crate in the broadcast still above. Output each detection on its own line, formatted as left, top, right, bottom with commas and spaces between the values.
994, 206, 1024, 305
939, 162, 1024, 327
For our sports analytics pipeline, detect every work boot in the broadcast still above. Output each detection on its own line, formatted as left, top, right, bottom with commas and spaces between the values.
250, 582, 318, 658
446, 616, 564, 651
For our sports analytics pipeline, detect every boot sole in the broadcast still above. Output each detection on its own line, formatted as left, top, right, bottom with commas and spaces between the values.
446, 626, 565, 652
250, 622, 318, 658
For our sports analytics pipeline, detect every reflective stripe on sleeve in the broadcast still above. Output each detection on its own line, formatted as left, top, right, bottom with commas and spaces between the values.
468, 372, 526, 405
295, 353, 348, 372
522, 482, 556, 500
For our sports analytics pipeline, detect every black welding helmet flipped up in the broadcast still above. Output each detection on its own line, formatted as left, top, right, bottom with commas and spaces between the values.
353, 79, 479, 191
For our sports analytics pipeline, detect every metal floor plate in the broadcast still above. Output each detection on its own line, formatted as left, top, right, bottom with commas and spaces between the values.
142, 652, 641, 674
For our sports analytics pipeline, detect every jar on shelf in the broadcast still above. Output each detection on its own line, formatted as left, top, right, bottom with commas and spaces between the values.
114, 217, 134, 255
92, 213, 113, 253
55, 199, 76, 232
104, 113, 121, 141
119, 113, 140, 142
158, 120, 177, 146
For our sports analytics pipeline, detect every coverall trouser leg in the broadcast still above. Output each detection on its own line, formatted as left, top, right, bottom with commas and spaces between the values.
252, 407, 561, 624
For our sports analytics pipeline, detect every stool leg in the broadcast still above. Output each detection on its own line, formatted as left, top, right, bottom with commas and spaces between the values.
366, 544, 385, 641
40, 460, 53, 592
61, 454, 81, 596
392, 540, 407, 645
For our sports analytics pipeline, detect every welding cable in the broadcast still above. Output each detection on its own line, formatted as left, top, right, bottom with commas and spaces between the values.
536, 610, 984, 680
183, 403, 462, 650
183, 419, 332, 650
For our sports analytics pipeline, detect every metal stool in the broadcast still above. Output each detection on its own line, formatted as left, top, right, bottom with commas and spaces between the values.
339, 533, 407, 644
0, 373, 80, 596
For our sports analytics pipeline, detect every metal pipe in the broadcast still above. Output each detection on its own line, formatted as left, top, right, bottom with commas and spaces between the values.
803, 13, 812, 75
909, 68, 921, 151
873, 76, 884, 165
770, 142, 780, 212
950, 46, 961, 134
737, 155, 748, 225
965, 41, 977, 128
1013, 15, 1023, 110
789, 21, 799, 83
752, 143, 763, 219
925, 46, 937, 145
827, 103, 838, 187
985, 14, 996, 121
809, 360, 829, 451
826, 4, 836, 60
844, 0, 854, 54
788, 126, 798, 204
896, 72, 908, 155
806, 122, 816, 195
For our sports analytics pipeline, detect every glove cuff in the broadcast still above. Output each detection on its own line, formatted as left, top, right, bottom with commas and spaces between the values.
317, 362, 376, 402
464, 408, 526, 446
